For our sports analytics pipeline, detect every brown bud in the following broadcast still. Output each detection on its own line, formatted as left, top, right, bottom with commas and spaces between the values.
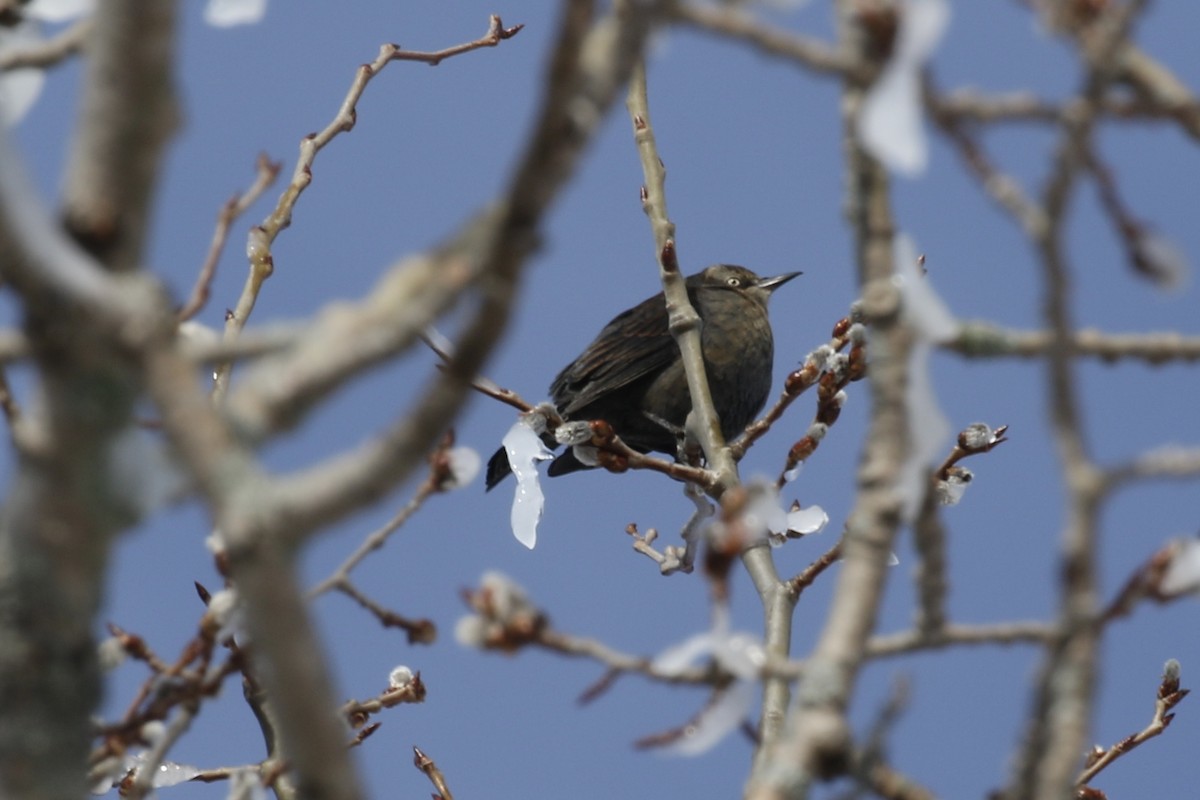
859, 5, 899, 62
210, 548, 231, 579
720, 485, 749, 522
589, 419, 614, 445
597, 449, 629, 473
817, 370, 839, 401
704, 545, 736, 588
785, 362, 820, 395
788, 436, 817, 466
847, 345, 867, 381
661, 240, 679, 273
194, 581, 213, 606
407, 619, 438, 645
816, 402, 842, 427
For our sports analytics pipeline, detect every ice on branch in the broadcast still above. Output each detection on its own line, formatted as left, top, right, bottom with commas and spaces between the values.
936, 466, 973, 506
388, 665, 416, 689
481, 571, 533, 620
2, 1, 90, 126
1161, 536, 1200, 596
653, 606, 763, 682
898, 334, 947, 522
107, 729, 202, 789
893, 235, 958, 344
206, 588, 244, 644
786, 504, 829, 537
204, 0, 269, 27
455, 571, 545, 651
649, 605, 763, 755
26, 0, 93, 20
502, 416, 553, 549
444, 446, 482, 489
858, 0, 950, 176
0, 20, 46, 126
90, 747, 202, 793
142, 760, 201, 789
729, 479, 827, 549
453, 615, 488, 649
97, 637, 127, 672
740, 480, 788, 544
959, 422, 994, 450
661, 681, 757, 756
178, 320, 221, 348
3, 0, 266, 122
228, 767, 267, 800
1133, 229, 1190, 291
756, 0, 811, 10
205, 529, 227, 556
890, 234, 956, 521
554, 420, 600, 467
108, 426, 186, 515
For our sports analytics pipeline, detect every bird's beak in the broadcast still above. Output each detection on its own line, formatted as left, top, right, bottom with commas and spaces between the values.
757, 271, 802, 292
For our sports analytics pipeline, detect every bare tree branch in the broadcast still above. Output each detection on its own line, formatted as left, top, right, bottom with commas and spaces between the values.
746, 2, 908, 794
0, 15, 90, 71
0, 5, 178, 799
1010, 3, 1149, 797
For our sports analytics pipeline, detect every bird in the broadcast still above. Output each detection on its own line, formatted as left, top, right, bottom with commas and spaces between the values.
485, 264, 800, 490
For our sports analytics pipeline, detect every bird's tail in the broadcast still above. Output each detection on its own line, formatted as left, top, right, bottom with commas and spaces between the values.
484, 446, 513, 491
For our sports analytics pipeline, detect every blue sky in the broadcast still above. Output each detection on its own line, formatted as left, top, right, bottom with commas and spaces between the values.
6, 2, 1200, 798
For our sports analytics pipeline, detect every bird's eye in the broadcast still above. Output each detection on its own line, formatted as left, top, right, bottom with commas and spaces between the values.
726, 277, 741, 287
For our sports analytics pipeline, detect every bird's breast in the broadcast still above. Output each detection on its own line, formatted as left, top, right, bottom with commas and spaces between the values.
696, 293, 774, 437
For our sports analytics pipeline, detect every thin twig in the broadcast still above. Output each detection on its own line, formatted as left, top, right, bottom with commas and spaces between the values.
667, 1, 854, 78
934, 423, 1008, 481
0, 16, 91, 71
333, 581, 436, 644
412, 747, 454, 800
949, 322, 1200, 363
179, 153, 282, 322
535, 628, 716, 687
423, 332, 537, 413
1076, 664, 1189, 787
341, 677, 427, 727
851, 678, 936, 800
866, 621, 1055, 659
787, 539, 843, 597
601, 432, 718, 489
926, 76, 1048, 237
1105, 446, 1200, 489
308, 455, 445, 598
212, 17, 524, 401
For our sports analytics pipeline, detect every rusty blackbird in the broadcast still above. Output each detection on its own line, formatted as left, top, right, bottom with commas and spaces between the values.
485, 264, 799, 489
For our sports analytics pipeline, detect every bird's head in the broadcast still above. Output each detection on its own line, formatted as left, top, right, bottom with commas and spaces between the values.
696, 264, 802, 308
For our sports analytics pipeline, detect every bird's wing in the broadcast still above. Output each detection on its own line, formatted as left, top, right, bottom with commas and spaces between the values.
549, 292, 677, 416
